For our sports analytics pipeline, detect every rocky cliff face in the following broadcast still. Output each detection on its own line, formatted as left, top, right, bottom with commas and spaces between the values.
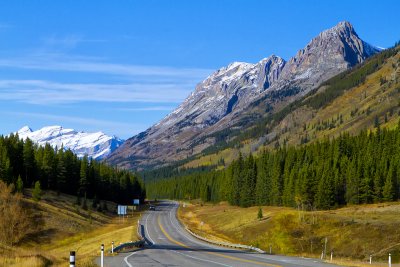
107, 21, 380, 170
279, 21, 378, 87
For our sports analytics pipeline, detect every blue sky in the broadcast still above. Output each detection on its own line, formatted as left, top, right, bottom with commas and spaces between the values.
0, 0, 399, 139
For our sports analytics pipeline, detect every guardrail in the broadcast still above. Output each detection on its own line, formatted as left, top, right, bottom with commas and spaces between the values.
110, 221, 145, 253
184, 226, 266, 254
112, 240, 145, 253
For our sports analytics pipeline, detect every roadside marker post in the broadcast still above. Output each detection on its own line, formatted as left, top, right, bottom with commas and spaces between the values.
112, 241, 114, 254
101, 244, 104, 267
389, 253, 392, 267
369, 254, 372, 264
69, 251, 75, 267
330, 251, 333, 262
269, 244, 272, 254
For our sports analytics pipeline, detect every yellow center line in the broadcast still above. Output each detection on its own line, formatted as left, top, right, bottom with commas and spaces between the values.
157, 216, 281, 267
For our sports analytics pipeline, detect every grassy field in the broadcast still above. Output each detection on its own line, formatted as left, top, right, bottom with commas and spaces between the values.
0, 190, 142, 267
178, 201, 400, 266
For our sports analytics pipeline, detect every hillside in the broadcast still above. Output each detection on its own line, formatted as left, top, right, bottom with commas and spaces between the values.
107, 21, 380, 170
0, 133, 145, 205
175, 43, 400, 171
0, 189, 140, 267
179, 201, 400, 265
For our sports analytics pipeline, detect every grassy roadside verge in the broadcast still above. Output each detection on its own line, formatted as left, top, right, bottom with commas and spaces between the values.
178, 201, 400, 267
0, 190, 142, 267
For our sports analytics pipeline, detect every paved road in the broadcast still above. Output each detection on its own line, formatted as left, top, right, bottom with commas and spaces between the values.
99, 201, 340, 267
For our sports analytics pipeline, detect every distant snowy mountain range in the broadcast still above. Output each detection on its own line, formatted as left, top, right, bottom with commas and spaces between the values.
15, 126, 124, 160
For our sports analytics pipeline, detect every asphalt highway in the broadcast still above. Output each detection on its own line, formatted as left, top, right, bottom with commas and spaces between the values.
98, 201, 340, 267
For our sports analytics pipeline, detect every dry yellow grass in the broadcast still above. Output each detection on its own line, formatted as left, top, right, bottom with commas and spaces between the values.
179, 201, 400, 266
0, 190, 142, 267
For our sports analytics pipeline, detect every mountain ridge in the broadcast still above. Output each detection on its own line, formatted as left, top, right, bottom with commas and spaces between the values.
15, 125, 124, 160
107, 21, 381, 170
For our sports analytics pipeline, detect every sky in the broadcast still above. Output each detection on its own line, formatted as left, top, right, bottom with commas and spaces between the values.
0, 0, 399, 139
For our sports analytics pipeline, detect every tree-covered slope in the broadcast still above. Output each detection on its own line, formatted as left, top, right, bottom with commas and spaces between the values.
0, 134, 145, 204
176, 43, 400, 171
148, 122, 400, 210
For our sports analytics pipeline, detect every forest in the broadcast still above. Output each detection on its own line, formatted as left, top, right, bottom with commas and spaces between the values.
148, 122, 400, 210
0, 133, 145, 204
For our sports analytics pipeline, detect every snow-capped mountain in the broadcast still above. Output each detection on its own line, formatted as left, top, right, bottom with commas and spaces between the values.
107, 21, 380, 170
16, 126, 124, 160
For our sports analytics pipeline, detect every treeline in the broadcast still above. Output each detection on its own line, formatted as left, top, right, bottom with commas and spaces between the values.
148, 122, 400, 209
0, 134, 145, 204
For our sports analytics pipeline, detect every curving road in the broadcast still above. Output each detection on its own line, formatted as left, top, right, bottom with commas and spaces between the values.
100, 201, 339, 267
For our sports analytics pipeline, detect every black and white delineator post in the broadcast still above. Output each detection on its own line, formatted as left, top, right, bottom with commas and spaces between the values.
112, 241, 114, 254
69, 251, 75, 267
101, 244, 104, 267
389, 253, 392, 267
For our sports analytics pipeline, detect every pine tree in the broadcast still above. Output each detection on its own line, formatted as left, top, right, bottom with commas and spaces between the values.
42, 144, 55, 189
32, 181, 42, 201
315, 169, 335, 209
23, 138, 35, 186
382, 166, 395, 201
240, 154, 256, 207
56, 148, 67, 194
257, 207, 263, 220
270, 156, 282, 205
0, 145, 11, 183
373, 170, 383, 202
16, 175, 23, 193
79, 156, 88, 196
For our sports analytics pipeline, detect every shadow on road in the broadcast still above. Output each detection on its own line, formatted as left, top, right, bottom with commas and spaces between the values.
144, 243, 256, 255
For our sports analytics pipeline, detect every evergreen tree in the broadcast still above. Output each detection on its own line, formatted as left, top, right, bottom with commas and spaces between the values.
56, 149, 67, 194
373, 170, 383, 202
382, 166, 395, 201
79, 156, 88, 196
257, 207, 263, 220
315, 168, 335, 209
16, 175, 23, 193
32, 181, 42, 201
240, 154, 256, 207
23, 138, 35, 186
0, 145, 11, 183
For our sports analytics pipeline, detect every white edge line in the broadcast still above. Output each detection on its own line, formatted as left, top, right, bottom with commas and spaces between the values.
145, 213, 155, 245
123, 250, 138, 267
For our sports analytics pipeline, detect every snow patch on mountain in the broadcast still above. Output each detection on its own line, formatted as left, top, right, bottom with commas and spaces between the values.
15, 125, 124, 160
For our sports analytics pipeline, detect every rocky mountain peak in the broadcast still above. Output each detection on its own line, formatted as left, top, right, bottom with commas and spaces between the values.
280, 21, 379, 85
324, 20, 354, 36
107, 21, 380, 170
18, 125, 33, 134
